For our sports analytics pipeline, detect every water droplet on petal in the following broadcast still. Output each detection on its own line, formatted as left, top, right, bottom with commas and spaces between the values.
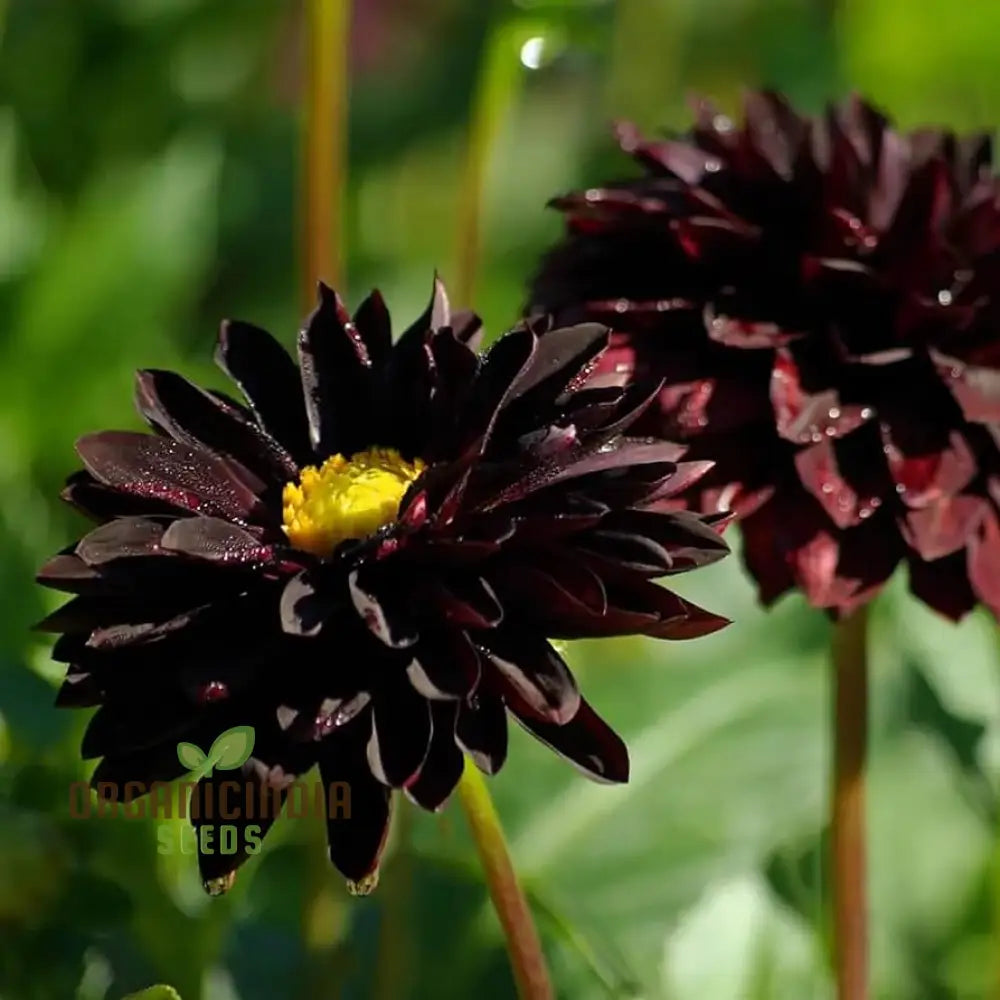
828, 407, 841, 420
937, 289, 953, 306
347, 870, 379, 896
713, 114, 733, 133
860, 407, 874, 420
704, 158, 722, 173
614, 299, 629, 314
204, 872, 237, 897
825, 426, 837, 437
895, 483, 906, 494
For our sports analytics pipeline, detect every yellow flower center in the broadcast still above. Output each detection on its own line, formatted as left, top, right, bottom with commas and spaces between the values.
282, 447, 425, 556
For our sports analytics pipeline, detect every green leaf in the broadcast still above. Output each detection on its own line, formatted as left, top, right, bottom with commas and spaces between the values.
209, 725, 255, 770
176, 741, 207, 772
123, 987, 182, 1000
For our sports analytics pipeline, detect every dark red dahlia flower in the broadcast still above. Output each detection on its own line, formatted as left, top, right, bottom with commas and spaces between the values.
37, 279, 730, 892
529, 91, 1000, 620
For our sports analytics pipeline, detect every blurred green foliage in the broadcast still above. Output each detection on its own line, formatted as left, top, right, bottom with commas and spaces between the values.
1, 1, 999, 997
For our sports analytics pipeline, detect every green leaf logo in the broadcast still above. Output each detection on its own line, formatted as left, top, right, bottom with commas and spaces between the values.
176, 726, 255, 779
209, 725, 255, 770
176, 742, 207, 772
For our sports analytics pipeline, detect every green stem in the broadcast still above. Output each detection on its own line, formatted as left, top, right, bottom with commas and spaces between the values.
457, 757, 554, 1000
301, 0, 350, 306
453, 18, 529, 309
830, 606, 870, 1000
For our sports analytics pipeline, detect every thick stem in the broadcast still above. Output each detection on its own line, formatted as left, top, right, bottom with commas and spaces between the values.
831, 606, 870, 1000
457, 757, 554, 1000
301, 0, 350, 305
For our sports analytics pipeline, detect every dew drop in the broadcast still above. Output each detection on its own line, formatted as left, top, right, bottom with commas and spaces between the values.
825, 426, 837, 437
895, 483, 906, 494
713, 114, 733, 133
860, 407, 874, 420
828, 407, 841, 420
584, 188, 601, 202
810, 431, 823, 443
204, 872, 237, 897
949, 366, 962, 379
821, 483, 834, 495
198, 680, 229, 704
937, 289, 953, 306
347, 870, 380, 896
704, 158, 722, 173
614, 299, 629, 314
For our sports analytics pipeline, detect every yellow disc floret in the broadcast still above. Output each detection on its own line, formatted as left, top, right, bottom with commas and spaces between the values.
282, 447, 425, 556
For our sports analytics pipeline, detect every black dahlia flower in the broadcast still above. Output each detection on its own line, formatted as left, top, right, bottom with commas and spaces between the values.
530, 91, 1000, 620
37, 280, 730, 893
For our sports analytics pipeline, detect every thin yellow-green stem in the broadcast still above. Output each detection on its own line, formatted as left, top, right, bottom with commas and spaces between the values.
831, 606, 869, 1000
453, 22, 528, 308
300, 0, 350, 308
457, 757, 554, 1000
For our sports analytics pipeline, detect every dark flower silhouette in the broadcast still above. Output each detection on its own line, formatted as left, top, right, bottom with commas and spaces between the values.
37, 279, 730, 892
530, 91, 1000, 620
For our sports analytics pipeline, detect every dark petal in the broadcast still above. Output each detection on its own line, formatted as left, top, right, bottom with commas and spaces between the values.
35, 595, 154, 634
705, 307, 801, 349
490, 548, 608, 617
770, 349, 871, 445
457, 327, 537, 456
479, 632, 580, 725
193, 739, 318, 888
298, 282, 374, 456
366, 683, 433, 787
509, 697, 629, 784
280, 570, 341, 638
55, 669, 102, 707
160, 517, 277, 566
909, 551, 978, 622
589, 379, 666, 443
76, 431, 266, 523
379, 277, 447, 456
61, 471, 185, 521
793, 437, 887, 531
406, 628, 481, 700
577, 529, 673, 575
81, 696, 202, 759
931, 349, 1000, 424
90, 741, 188, 791
968, 507, 1000, 619
352, 289, 393, 370
216, 319, 311, 463
85, 604, 209, 651
507, 322, 609, 406
76, 518, 165, 565
879, 423, 976, 509
348, 569, 418, 648
426, 575, 503, 629
455, 693, 508, 775
900, 495, 987, 561
485, 439, 687, 510
135, 369, 298, 482
277, 692, 372, 742
319, 735, 392, 883
36, 554, 103, 593
405, 702, 464, 812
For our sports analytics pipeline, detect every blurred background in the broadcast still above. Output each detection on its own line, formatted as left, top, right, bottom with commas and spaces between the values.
2, 0, 999, 997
